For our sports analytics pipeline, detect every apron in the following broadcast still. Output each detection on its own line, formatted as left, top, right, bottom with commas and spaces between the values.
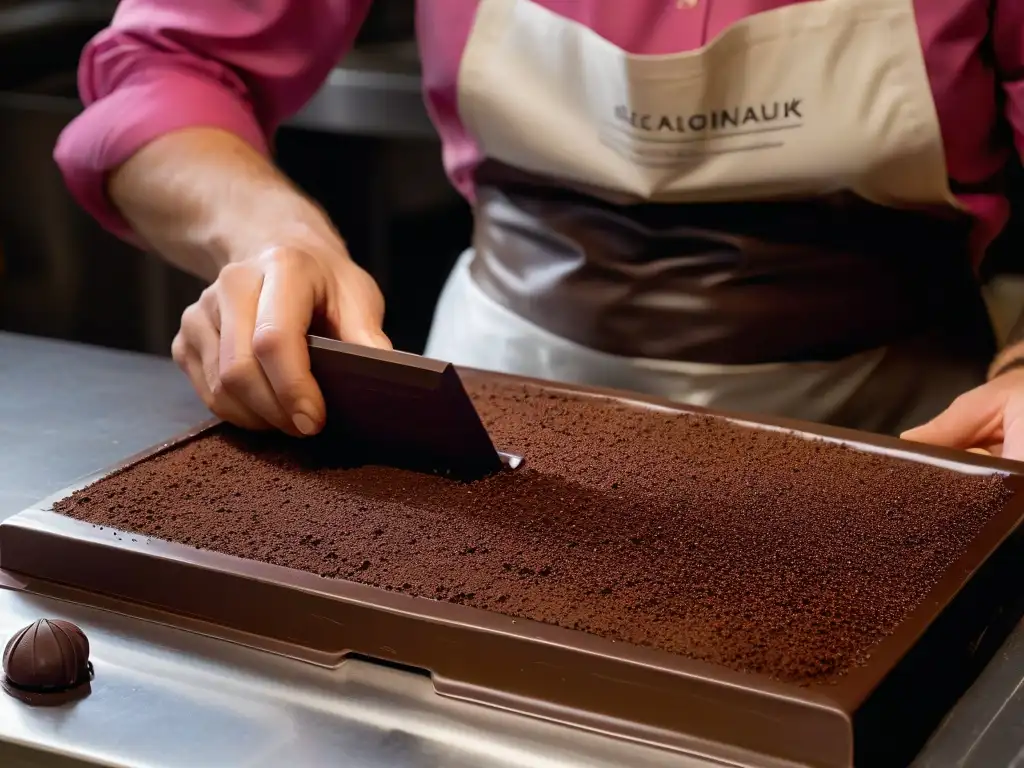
424, 0, 995, 435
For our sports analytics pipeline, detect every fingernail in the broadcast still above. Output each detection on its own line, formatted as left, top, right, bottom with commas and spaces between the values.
292, 403, 319, 436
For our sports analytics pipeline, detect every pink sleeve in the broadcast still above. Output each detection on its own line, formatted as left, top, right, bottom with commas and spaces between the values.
54, 0, 373, 238
995, 1, 1024, 160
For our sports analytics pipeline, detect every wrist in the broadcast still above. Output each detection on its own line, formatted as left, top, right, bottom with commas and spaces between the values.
108, 128, 348, 280
212, 191, 347, 271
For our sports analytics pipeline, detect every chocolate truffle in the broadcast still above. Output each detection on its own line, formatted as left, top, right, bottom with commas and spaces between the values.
3, 619, 92, 705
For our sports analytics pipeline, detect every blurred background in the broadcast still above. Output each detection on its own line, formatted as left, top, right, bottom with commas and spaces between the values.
0, 0, 1020, 358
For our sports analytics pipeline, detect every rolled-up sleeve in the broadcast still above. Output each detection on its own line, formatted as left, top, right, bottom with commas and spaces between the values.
996, 1, 1024, 159
54, 0, 372, 238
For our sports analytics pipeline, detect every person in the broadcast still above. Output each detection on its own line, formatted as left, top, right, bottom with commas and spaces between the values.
55, 0, 1024, 458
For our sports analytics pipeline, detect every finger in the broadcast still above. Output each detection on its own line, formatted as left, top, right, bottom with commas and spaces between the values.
252, 250, 328, 435
1001, 410, 1024, 462
331, 262, 392, 349
216, 263, 297, 435
172, 327, 270, 430
901, 388, 1002, 449
184, 349, 272, 430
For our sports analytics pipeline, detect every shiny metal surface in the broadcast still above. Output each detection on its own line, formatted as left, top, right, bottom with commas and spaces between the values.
0, 333, 698, 767
0, 332, 207, 522
2, 330, 1024, 767
0, 590, 700, 768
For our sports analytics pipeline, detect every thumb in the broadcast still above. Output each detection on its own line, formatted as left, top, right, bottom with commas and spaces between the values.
901, 388, 1000, 449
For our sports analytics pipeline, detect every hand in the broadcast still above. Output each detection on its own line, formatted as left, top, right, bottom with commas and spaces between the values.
901, 368, 1024, 460
105, 129, 390, 436
171, 243, 390, 437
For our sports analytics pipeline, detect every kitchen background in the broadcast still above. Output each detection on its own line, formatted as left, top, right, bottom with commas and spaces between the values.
0, 0, 1022, 358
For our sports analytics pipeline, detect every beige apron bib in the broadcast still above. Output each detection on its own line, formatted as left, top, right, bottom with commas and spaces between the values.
424, 0, 977, 432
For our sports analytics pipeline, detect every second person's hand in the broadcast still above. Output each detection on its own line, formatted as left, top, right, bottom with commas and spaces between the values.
172, 242, 391, 438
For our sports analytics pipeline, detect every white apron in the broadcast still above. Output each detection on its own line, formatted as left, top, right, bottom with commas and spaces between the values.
424, 0, 984, 433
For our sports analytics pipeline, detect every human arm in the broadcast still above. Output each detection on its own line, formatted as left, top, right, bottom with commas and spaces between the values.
902, 0, 1024, 458
54, 0, 389, 437
112, 127, 390, 437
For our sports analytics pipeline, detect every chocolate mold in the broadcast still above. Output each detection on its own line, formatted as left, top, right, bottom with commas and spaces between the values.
1, 372, 1023, 768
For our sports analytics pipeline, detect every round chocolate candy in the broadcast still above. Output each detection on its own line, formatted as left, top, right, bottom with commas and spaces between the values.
3, 619, 93, 704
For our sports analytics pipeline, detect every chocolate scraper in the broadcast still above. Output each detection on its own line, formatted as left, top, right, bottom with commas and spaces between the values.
307, 335, 522, 480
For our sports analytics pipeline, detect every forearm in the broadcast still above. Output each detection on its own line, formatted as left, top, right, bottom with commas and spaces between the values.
56, 0, 371, 262
108, 128, 342, 282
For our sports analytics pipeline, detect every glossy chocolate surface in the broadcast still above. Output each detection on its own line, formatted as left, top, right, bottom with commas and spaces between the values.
2, 370, 1023, 766
3, 618, 92, 706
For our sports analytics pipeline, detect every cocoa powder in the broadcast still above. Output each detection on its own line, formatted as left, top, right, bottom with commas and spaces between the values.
54, 380, 1012, 684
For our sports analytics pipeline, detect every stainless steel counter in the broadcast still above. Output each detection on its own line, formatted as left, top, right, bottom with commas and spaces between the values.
1, 331, 1023, 767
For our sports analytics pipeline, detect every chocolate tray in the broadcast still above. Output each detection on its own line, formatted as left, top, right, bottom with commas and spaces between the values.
3, 372, 1024, 768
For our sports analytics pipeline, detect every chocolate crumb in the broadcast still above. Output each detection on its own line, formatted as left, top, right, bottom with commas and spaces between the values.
54, 380, 1012, 685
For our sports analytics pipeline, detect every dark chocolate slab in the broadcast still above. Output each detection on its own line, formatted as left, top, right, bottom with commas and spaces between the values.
307, 335, 520, 479
2, 372, 1024, 768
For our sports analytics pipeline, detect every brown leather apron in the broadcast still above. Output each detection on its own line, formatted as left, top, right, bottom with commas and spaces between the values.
424, 0, 994, 434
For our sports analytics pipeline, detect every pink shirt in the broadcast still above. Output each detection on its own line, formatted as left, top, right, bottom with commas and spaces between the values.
55, 0, 1024, 257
